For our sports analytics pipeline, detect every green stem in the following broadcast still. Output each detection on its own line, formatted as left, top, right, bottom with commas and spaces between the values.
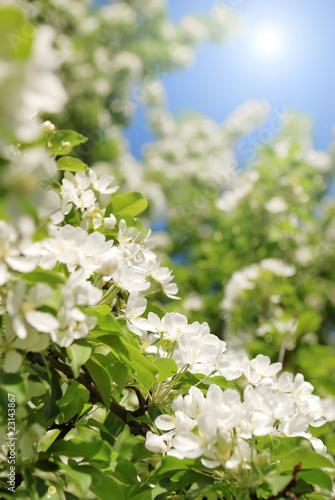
153, 364, 189, 405
93, 275, 103, 287
94, 284, 118, 307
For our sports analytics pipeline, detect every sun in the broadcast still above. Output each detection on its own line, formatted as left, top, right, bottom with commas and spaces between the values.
252, 27, 286, 58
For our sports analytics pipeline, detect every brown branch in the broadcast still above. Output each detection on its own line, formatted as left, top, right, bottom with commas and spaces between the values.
48, 414, 79, 442
33, 352, 151, 437
125, 385, 150, 417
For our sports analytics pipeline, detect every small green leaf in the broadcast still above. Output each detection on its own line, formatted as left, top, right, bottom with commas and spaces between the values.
157, 456, 198, 475
49, 130, 88, 156
37, 429, 61, 453
296, 311, 322, 335
154, 358, 178, 382
110, 192, 148, 216
50, 437, 101, 458
109, 362, 128, 391
297, 469, 333, 491
75, 465, 125, 500
57, 381, 90, 424
305, 494, 327, 500
99, 335, 158, 389
57, 156, 89, 172
265, 475, 292, 495
84, 309, 123, 333
278, 447, 335, 472
23, 268, 65, 286
85, 358, 111, 408
146, 302, 166, 318
66, 341, 92, 378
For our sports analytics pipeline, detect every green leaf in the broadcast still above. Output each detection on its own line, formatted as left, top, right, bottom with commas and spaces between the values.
99, 335, 158, 389
44, 371, 62, 422
85, 358, 111, 407
154, 358, 178, 382
145, 302, 166, 318
278, 447, 335, 472
297, 469, 333, 491
113, 457, 138, 485
21, 268, 65, 286
49, 130, 88, 155
295, 311, 322, 335
66, 341, 92, 378
84, 308, 123, 333
203, 375, 231, 389
37, 429, 61, 452
103, 411, 126, 445
157, 456, 198, 475
57, 381, 90, 423
305, 494, 327, 500
109, 361, 128, 391
75, 466, 125, 500
57, 156, 89, 172
326, 432, 335, 453
0, 7, 34, 62
124, 489, 152, 500
265, 475, 292, 495
109, 192, 148, 216
50, 437, 100, 458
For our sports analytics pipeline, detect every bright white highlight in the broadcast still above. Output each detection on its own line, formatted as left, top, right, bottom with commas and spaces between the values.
252, 27, 286, 58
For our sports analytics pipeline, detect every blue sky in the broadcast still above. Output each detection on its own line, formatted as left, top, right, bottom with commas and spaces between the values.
97, 0, 335, 159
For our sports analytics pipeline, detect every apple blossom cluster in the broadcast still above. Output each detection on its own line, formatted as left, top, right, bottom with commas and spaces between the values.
3, 270, 102, 355
144, 112, 237, 187
144, 100, 270, 189
146, 354, 334, 471
216, 171, 261, 212
0, 162, 180, 350
125, 297, 245, 384
221, 258, 296, 314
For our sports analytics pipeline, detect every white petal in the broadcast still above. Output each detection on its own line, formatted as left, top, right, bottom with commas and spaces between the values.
6, 256, 37, 273
26, 311, 59, 333
155, 415, 175, 431
13, 316, 28, 339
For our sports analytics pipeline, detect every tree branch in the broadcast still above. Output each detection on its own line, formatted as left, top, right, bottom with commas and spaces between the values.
28, 351, 151, 438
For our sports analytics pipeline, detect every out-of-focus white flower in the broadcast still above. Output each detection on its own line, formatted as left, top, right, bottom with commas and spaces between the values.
52, 306, 96, 348
183, 292, 204, 311
304, 149, 332, 171
223, 100, 270, 137
6, 282, 59, 339
3, 147, 57, 193
1, 25, 67, 142
36, 225, 113, 276
0, 221, 37, 284
62, 269, 102, 308
265, 196, 288, 213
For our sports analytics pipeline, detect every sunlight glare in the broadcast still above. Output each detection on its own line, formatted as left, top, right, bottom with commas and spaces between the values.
252, 27, 286, 58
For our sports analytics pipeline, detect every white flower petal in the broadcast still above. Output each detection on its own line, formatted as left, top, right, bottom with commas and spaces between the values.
26, 311, 59, 333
